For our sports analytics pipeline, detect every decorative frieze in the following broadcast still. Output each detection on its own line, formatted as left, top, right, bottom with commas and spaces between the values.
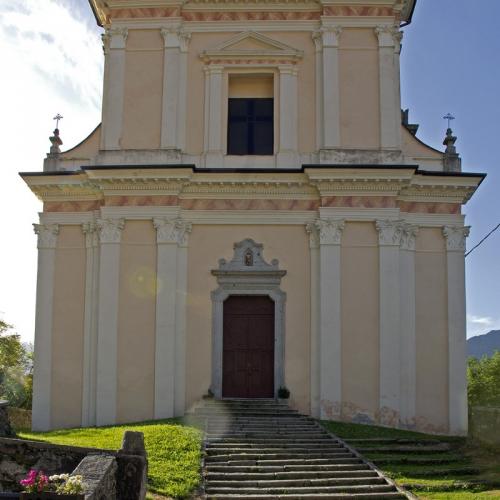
153, 218, 192, 246
33, 223, 59, 249
96, 218, 125, 244
443, 225, 470, 252
376, 219, 404, 246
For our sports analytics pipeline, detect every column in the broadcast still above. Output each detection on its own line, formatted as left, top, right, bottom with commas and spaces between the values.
95, 218, 124, 426
175, 221, 192, 416
277, 65, 299, 167
375, 26, 401, 150
306, 222, 320, 418
443, 225, 470, 435
376, 219, 402, 426
81, 222, 99, 427
321, 26, 342, 150
316, 218, 344, 419
204, 65, 224, 167
399, 223, 418, 428
101, 28, 128, 150
32, 223, 59, 431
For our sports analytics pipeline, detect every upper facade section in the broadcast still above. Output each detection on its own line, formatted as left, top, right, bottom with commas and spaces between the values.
50, 1, 452, 173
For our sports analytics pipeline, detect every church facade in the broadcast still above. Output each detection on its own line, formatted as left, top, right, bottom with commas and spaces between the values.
22, 0, 484, 435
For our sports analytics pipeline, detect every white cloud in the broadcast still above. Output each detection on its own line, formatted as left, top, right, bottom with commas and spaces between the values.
467, 315, 500, 339
0, 0, 103, 341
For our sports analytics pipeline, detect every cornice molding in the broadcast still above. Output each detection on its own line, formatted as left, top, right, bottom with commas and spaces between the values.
22, 168, 483, 207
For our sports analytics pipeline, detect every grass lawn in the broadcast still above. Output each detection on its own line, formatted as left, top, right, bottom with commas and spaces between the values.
19, 418, 203, 499
322, 421, 500, 500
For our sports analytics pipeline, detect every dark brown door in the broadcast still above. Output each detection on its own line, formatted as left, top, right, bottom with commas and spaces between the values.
222, 295, 275, 398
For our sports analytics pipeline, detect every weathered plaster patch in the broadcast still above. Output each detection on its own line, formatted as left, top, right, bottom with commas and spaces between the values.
44, 201, 102, 212
320, 399, 341, 420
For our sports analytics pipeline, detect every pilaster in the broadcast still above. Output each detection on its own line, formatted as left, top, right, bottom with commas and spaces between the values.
375, 26, 402, 150
32, 223, 59, 431
399, 223, 418, 428
152, 218, 191, 418
101, 28, 128, 150
277, 64, 299, 167
95, 218, 124, 426
160, 28, 191, 158
319, 26, 342, 152
313, 218, 345, 419
81, 222, 99, 427
443, 225, 470, 435
376, 219, 403, 426
204, 65, 224, 167
305, 222, 320, 418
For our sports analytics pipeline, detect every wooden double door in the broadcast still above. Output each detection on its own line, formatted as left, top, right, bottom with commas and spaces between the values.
222, 295, 275, 398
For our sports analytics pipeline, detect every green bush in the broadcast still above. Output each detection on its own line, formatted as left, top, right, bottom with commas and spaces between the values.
467, 351, 500, 408
0, 320, 33, 409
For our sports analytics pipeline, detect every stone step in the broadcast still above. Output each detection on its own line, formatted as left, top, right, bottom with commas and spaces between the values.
207, 433, 329, 439
206, 448, 350, 456
207, 442, 343, 449
195, 410, 299, 416
206, 452, 355, 462
357, 444, 451, 454
205, 464, 372, 473
206, 477, 387, 488
372, 455, 462, 465
346, 438, 442, 446
206, 471, 380, 481
205, 484, 398, 495
209, 434, 332, 446
205, 418, 314, 424
207, 493, 407, 499
207, 457, 364, 466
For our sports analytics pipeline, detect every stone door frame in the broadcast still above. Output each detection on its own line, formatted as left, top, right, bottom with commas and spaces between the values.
210, 239, 286, 399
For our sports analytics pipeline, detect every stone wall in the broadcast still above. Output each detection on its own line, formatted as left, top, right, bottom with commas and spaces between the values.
0, 431, 147, 499
0, 401, 15, 438
470, 406, 500, 447
7, 408, 32, 432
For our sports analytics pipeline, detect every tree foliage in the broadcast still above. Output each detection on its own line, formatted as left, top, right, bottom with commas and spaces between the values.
0, 320, 33, 408
467, 351, 500, 408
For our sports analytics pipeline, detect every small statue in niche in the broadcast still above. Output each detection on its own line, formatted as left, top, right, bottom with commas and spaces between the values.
244, 249, 253, 266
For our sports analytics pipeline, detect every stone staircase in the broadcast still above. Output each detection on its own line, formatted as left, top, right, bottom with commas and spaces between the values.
191, 399, 413, 499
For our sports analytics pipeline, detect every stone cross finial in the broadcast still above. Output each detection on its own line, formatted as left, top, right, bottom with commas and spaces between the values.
49, 114, 63, 155
443, 113, 455, 129
53, 113, 63, 129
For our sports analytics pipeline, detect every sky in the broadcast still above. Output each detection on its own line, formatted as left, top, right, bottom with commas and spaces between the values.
0, 0, 498, 342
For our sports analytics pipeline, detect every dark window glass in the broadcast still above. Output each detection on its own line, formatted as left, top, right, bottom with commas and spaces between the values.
227, 98, 273, 155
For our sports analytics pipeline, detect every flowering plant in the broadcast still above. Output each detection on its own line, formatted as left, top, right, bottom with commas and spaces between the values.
20, 470, 84, 495
49, 474, 84, 495
20, 470, 50, 493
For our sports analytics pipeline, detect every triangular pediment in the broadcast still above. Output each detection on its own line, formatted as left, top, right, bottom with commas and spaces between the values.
201, 31, 303, 62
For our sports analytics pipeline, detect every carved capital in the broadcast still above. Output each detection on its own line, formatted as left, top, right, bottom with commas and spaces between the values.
376, 219, 404, 246
105, 27, 128, 50
311, 30, 323, 52
33, 223, 59, 249
400, 223, 419, 251
96, 218, 125, 244
314, 218, 345, 245
305, 222, 320, 249
321, 25, 342, 48
443, 225, 470, 252
82, 222, 98, 248
375, 25, 402, 51
153, 218, 192, 246
161, 27, 191, 51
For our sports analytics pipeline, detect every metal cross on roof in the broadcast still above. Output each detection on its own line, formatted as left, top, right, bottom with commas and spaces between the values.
443, 113, 455, 129
53, 113, 63, 129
